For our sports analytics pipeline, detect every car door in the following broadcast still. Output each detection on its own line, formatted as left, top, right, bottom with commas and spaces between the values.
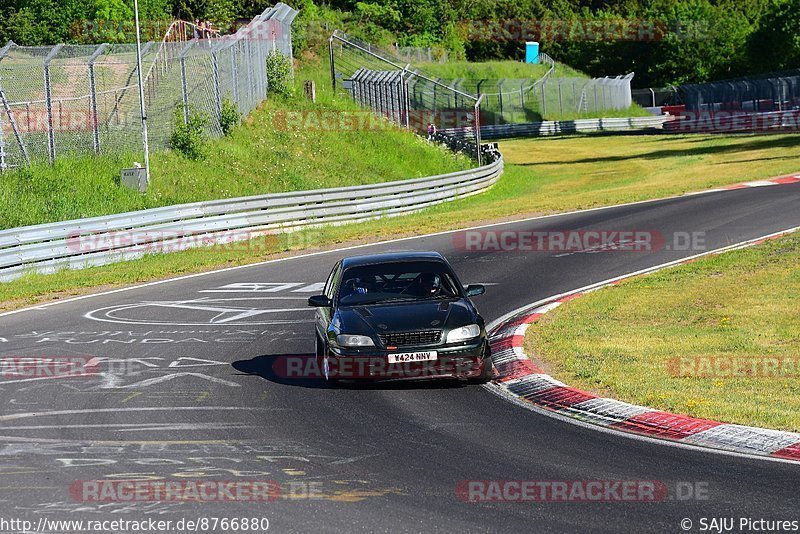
316, 261, 341, 344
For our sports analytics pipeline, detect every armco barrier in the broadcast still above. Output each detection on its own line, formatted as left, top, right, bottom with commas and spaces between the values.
0, 152, 503, 282
662, 110, 800, 134
441, 115, 668, 140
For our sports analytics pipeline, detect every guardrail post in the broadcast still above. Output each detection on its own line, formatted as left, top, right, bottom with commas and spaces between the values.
88, 43, 107, 154
43, 44, 63, 164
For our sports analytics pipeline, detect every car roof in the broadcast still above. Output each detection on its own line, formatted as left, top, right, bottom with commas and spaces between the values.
340, 251, 447, 269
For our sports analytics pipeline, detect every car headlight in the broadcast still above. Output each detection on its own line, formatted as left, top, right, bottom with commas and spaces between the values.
446, 324, 481, 343
335, 334, 375, 347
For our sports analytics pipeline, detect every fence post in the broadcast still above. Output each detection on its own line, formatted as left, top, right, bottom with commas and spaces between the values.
557, 80, 563, 118
498, 79, 504, 118
211, 46, 222, 125
43, 44, 63, 164
541, 79, 547, 117
474, 94, 483, 166
0, 43, 10, 171
329, 36, 336, 92
88, 43, 107, 154
245, 40, 254, 109
231, 45, 239, 104
0, 98, 5, 171
573, 81, 578, 112
179, 39, 197, 124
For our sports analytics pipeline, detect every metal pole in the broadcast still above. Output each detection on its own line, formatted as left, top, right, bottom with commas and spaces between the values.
541, 79, 547, 117
88, 43, 107, 154
134, 0, 151, 186
231, 46, 238, 103
0, 101, 5, 172
179, 40, 197, 125
329, 36, 336, 92
212, 48, 222, 125
43, 44, 63, 164
474, 94, 484, 166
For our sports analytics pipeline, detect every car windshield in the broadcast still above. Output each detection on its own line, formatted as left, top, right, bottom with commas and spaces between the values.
338, 261, 461, 305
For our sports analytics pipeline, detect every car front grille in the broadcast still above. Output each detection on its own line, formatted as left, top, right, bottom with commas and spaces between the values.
379, 330, 442, 347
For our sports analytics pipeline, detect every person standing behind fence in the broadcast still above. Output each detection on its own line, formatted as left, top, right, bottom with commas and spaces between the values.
427, 122, 436, 141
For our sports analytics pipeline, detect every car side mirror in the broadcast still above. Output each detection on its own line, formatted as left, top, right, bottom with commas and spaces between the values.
308, 295, 331, 307
465, 284, 485, 297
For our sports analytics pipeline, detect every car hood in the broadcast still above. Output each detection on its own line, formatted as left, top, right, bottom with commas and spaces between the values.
336, 299, 477, 337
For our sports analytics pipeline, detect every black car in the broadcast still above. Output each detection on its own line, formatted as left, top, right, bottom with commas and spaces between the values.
308, 251, 492, 383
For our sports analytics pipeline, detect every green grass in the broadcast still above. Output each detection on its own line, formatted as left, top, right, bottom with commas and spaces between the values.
2, 132, 800, 311
0, 58, 471, 229
418, 59, 587, 81
418, 60, 552, 80
525, 234, 800, 432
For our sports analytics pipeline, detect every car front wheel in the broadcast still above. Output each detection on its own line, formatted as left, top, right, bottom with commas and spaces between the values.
469, 352, 493, 385
315, 335, 333, 382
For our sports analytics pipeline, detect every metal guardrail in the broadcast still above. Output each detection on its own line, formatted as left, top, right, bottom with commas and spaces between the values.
0, 153, 503, 282
441, 115, 668, 139
662, 110, 800, 133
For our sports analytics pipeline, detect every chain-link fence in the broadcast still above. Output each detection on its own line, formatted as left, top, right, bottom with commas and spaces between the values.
0, 3, 298, 172
330, 33, 633, 127
330, 30, 484, 163
678, 70, 800, 112
393, 45, 449, 64
447, 70, 634, 124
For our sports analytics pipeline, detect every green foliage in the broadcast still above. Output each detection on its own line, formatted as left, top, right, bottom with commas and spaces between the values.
219, 97, 241, 136
747, 0, 800, 72
265, 50, 294, 98
0, 0, 792, 88
169, 106, 208, 160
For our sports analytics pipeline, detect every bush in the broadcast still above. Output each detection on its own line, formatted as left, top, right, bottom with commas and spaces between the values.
169, 106, 208, 160
265, 50, 293, 98
220, 98, 241, 136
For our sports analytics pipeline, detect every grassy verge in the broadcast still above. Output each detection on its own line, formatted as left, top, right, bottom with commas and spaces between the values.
419, 60, 553, 80
525, 234, 800, 432
2, 132, 799, 310
0, 58, 471, 229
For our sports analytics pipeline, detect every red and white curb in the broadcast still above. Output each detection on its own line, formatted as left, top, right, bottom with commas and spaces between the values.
685, 174, 800, 196
486, 226, 800, 463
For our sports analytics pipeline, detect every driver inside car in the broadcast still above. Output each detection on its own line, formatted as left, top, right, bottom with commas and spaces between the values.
416, 272, 441, 296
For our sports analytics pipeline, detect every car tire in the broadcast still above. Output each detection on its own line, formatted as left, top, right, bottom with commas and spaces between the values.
469, 353, 493, 385
315, 335, 335, 383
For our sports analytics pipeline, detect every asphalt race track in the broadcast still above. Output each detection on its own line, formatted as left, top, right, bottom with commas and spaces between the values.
0, 183, 798, 533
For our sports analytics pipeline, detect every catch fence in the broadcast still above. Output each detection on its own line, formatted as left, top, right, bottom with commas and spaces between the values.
0, 3, 298, 172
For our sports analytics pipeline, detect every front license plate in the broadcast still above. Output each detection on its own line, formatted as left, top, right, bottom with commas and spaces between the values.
387, 351, 438, 363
